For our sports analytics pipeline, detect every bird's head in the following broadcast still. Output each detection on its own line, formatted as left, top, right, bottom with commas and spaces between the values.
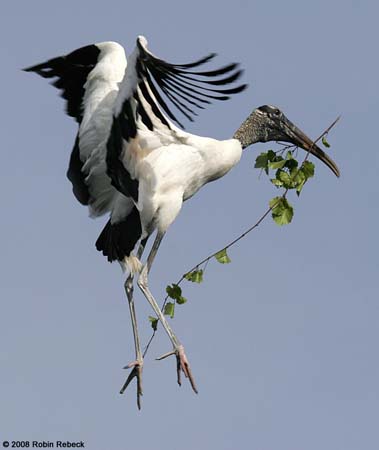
234, 105, 340, 177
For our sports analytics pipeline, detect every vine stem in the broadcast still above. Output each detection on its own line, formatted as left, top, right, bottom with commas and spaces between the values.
143, 116, 340, 357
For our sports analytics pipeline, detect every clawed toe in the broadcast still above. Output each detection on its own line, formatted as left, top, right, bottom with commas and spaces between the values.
157, 345, 198, 394
176, 345, 198, 393
120, 360, 143, 409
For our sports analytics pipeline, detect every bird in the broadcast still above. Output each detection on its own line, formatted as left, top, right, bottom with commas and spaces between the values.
25, 36, 340, 408
23, 36, 248, 406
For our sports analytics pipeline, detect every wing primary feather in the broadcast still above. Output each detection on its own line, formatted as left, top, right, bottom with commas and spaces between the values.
155, 78, 206, 109
160, 77, 211, 104
144, 63, 231, 122
155, 63, 246, 89
134, 91, 154, 131
158, 82, 199, 117
157, 78, 207, 109
156, 62, 241, 80
145, 58, 246, 98
213, 84, 248, 94
134, 36, 247, 128
136, 38, 216, 69
169, 69, 244, 86
139, 68, 179, 127
168, 53, 217, 68
159, 72, 232, 100
137, 75, 171, 128
156, 84, 187, 126
23, 44, 100, 123
142, 64, 194, 125
163, 71, 247, 95
171, 63, 240, 77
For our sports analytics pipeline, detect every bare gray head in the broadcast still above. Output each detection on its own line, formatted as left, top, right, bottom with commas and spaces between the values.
234, 105, 340, 177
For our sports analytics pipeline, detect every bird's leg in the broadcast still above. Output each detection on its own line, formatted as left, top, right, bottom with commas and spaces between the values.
120, 274, 143, 407
120, 241, 146, 409
137, 232, 198, 393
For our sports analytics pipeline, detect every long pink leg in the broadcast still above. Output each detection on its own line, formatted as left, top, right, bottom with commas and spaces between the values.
120, 241, 146, 409
137, 232, 198, 393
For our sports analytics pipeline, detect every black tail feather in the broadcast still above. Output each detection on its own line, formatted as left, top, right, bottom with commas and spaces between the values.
96, 207, 142, 262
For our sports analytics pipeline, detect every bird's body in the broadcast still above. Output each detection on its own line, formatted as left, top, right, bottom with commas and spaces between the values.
25, 37, 247, 263
25, 36, 339, 408
89, 36, 249, 268
116, 132, 242, 236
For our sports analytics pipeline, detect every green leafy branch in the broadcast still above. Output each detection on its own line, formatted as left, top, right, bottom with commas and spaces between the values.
143, 116, 340, 357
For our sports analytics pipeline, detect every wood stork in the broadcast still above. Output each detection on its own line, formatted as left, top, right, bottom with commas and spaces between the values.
25, 36, 339, 408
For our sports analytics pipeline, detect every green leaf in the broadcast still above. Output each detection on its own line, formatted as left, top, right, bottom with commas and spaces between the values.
284, 158, 298, 171
276, 169, 292, 187
286, 150, 293, 160
166, 283, 187, 305
269, 158, 286, 170
166, 283, 182, 300
255, 151, 279, 175
322, 135, 331, 148
184, 269, 204, 283
267, 150, 276, 161
176, 295, 187, 305
164, 302, 175, 318
215, 248, 231, 264
254, 153, 269, 169
271, 178, 283, 187
293, 161, 315, 196
301, 161, 315, 178
291, 167, 306, 186
295, 178, 307, 196
269, 197, 294, 225
148, 316, 158, 331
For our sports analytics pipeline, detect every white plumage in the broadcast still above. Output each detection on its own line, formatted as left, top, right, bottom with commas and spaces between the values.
78, 44, 126, 216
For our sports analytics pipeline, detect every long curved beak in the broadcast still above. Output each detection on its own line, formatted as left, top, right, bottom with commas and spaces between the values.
280, 116, 340, 177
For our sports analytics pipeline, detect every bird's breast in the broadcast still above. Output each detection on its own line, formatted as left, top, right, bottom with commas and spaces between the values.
137, 137, 242, 202
184, 137, 243, 195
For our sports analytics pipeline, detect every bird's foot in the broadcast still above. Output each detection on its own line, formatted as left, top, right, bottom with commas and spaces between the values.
157, 345, 198, 394
120, 358, 143, 409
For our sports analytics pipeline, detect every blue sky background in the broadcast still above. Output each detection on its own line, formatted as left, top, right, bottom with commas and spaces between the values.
1, 1, 378, 449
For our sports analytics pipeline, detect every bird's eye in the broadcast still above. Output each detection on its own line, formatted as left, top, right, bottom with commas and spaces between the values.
273, 109, 280, 116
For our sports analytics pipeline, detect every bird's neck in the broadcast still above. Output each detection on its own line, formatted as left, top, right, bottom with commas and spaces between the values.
233, 114, 261, 150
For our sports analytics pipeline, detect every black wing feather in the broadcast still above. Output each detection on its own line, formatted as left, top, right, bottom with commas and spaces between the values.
136, 37, 247, 128
24, 44, 100, 123
66, 134, 90, 205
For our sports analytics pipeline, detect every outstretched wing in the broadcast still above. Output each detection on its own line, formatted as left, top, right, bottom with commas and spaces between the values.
24, 44, 101, 123
25, 42, 128, 216
134, 36, 247, 129
107, 35, 248, 202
